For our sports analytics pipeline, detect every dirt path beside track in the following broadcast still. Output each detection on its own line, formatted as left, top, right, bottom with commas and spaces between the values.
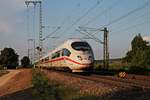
0, 70, 20, 87
0, 69, 32, 96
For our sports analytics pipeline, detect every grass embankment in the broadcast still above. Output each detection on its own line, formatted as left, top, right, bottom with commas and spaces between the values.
32, 69, 74, 100
31, 69, 150, 100
32, 69, 100, 100
93, 60, 150, 75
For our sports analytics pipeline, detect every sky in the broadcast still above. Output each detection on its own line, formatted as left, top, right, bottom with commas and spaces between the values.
0, 0, 150, 60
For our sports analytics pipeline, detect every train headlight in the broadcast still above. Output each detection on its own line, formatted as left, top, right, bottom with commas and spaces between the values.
77, 56, 82, 60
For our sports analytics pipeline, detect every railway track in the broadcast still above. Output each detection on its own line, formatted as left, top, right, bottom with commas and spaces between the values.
42, 69, 150, 90
68, 73, 132, 89
90, 74, 150, 89
47, 70, 150, 89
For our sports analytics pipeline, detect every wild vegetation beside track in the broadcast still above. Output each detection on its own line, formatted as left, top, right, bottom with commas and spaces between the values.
94, 34, 150, 76
41, 69, 150, 100
93, 60, 150, 76
0, 68, 149, 100
32, 69, 76, 100
32, 70, 112, 100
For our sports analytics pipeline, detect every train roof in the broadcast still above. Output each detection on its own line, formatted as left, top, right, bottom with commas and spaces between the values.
64, 39, 85, 43
40, 39, 89, 60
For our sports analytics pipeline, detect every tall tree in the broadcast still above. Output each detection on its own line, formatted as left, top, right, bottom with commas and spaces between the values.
124, 34, 150, 67
143, 46, 150, 67
0, 48, 19, 69
21, 56, 30, 67
131, 34, 147, 51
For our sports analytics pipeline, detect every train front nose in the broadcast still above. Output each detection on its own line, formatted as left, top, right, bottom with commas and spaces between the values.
77, 55, 93, 63
77, 55, 94, 68
70, 41, 94, 72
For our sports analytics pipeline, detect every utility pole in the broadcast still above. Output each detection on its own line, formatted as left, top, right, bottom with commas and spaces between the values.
27, 39, 32, 64
39, 1, 43, 59
28, 39, 35, 64
25, 0, 43, 63
101, 27, 109, 69
77, 26, 109, 69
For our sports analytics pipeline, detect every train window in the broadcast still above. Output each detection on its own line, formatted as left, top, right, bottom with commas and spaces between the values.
51, 51, 60, 59
71, 42, 90, 51
56, 51, 60, 58
62, 48, 71, 56
42, 59, 44, 62
45, 57, 49, 61
52, 53, 56, 59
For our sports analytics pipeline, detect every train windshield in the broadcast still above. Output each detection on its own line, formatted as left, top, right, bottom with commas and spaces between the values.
71, 42, 90, 51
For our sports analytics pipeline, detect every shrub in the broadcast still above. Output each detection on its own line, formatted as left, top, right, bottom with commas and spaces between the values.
0, 65, 4, 70
32, 69, 77, 100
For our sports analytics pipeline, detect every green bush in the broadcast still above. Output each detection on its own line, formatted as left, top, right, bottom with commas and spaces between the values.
0, 65, 4, 70
32, 69, 77, 100
93, 63, 102, 70
128, 66, 147, 75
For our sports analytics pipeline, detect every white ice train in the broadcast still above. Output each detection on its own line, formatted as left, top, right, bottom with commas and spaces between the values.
35, 39, 94, 72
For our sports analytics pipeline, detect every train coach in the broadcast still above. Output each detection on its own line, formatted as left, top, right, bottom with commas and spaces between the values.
35, 39, 94, 72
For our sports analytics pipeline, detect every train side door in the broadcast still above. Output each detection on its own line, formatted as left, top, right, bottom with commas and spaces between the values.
62, 49, 66, 67
59, 50, 62, 66
62, 48, 71, 67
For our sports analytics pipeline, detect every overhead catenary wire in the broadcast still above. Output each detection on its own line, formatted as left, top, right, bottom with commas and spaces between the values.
78, 26, 103, 39
111, 9, 150, 32
42, 27, 61, 41
80, 1, 150, 40
78, 26, 102, 31
75, 0, 120, 43
111, 19, 150, 34
47, 6, 76, 39
105, 0, 150, 27
76, 28, 103, 44
58, 2, 84, 30
61, 0, 103, 36
25, 0, 43, 63
79, 0, 150, 41
32, 4, 36, 63
82, 0, 120, 26
76, 29, 101, 43
26, 3, 30, 39
26, 4, 30, 57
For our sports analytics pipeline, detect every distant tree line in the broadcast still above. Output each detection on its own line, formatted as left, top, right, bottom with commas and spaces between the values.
21, 56, 30, 67
0, 48, 30, 69
0, 48, 19, 69
124, 34, 150, 68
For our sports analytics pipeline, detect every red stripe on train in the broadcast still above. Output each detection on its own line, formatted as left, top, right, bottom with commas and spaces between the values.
41, 57, 91, 65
